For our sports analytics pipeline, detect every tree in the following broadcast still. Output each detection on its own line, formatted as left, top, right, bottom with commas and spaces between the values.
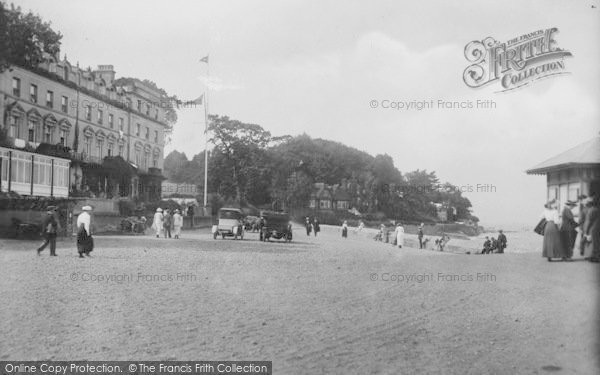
0, 2, 62, 72
208, 114, 272, 205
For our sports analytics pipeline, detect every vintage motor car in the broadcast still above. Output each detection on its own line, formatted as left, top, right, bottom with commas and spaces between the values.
259, 210, 292, 242
213, 208, 245, 240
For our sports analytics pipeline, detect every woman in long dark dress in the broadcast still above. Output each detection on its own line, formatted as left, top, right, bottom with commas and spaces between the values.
582, 196, 599, 262
542, 200, 569, 261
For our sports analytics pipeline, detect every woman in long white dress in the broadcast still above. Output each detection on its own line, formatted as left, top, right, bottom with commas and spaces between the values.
541, 200, 569, 261
153, 208, 164, 238
395, 223, 405, 248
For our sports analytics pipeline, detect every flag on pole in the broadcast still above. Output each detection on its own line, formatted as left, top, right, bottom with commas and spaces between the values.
200, 55, 209, 63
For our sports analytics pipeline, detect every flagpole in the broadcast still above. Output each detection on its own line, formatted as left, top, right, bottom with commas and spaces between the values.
203, 59, 209, 209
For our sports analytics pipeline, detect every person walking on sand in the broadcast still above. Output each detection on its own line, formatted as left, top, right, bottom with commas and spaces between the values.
37, 206, 59, 256
394, 222, 405, 248
342, 220, 348, 238
76, 206, 94, 258
497, 230, 507, 254
418, 223, 424, 249
541, 200, 570, 261
163, 209, 172, 238
582, 194, 599, 262
313, 218, 320, 237
153, 208, 164, 238
173, 209, 183, 239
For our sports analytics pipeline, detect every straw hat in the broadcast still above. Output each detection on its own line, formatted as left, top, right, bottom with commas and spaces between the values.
82, 205, 92, 211
156, 208, 163, 212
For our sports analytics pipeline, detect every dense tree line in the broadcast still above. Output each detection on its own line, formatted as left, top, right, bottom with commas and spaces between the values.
164, 115, 476, 223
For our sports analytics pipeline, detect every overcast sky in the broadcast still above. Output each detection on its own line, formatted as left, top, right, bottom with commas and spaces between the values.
11, 0, 599, 228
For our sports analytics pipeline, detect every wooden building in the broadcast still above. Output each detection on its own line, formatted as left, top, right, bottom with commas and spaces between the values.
526, 136, 600, 206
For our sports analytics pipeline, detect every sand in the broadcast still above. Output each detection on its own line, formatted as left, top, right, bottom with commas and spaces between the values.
0, 225, 598, 374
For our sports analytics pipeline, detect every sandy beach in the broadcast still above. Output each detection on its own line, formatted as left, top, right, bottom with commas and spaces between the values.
0, 225, 598, 374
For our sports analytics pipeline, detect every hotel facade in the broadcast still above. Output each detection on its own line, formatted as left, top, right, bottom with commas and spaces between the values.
0, 54, 169, 200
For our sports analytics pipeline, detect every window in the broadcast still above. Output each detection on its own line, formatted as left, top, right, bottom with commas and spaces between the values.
28, 119, 38, 142
63, 66, 69, 81
118, 117, 124, 131
155, 109, 158, 120
143, 151, 150, 169
9, 115, 20, 138
107, 143, 114, 156
12, 77, 21, 97
145, 127, 150, 140
152, 154, 158, 167
46, 91, 54, 108
137, 100, 141, 111
59, 130, 68, 146
96, 140, 104, 157
97, 109, 103, 124
108, 114, 114, 128
30, 84, 38, 103
44, 125, 53, 143
61, 96, 68, 113
136, 123, 140, 136
145, 104, 150, 115
85, 105, 91, 121
84, 137, 92, 156
118, 144, 124, 157
154, 130, 159, 143
319, 200, 331, 209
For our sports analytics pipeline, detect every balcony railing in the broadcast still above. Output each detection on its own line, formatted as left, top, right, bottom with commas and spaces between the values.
69, 151, 103, 164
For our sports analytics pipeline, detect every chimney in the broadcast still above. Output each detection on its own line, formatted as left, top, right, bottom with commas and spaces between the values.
94, 65, 116, 85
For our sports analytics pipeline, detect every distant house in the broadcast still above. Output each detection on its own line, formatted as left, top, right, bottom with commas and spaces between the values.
161, 180, 198, 198
309, 182, 351, 211
526, 136, 600, 206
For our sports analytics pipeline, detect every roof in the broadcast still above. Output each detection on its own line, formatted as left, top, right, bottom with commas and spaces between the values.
526, 137, 600, 175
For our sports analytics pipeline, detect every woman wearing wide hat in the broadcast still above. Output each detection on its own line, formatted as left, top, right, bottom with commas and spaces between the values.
541, 200, 569, 261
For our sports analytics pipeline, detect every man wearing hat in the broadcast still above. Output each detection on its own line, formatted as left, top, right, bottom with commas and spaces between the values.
37, 206, 59, 256
497, 230, 507, 254
76, 206, 94, 257
578, 194, 589, 256
560, 200, 578, 258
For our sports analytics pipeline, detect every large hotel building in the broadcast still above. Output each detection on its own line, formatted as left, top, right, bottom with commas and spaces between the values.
0, 53, 169, 200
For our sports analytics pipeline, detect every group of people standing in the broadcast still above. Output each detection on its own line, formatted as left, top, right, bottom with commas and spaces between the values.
540, 193, 599, 262
152, 207, 184, 239
305, 217, 321, 237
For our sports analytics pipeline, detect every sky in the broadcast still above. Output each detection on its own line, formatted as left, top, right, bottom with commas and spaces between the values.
10, 0, 600, 228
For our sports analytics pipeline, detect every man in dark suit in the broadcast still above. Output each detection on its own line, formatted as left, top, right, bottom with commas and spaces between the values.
418, 223, 424, 249
37, 206, 59, 256
497, 230, 507, 254
578, 195, 588, 256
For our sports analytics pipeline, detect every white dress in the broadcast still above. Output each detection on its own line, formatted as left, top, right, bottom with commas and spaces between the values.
395, 226, 405, 247
153, 212, 164, 236
173, 213, 183, 236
